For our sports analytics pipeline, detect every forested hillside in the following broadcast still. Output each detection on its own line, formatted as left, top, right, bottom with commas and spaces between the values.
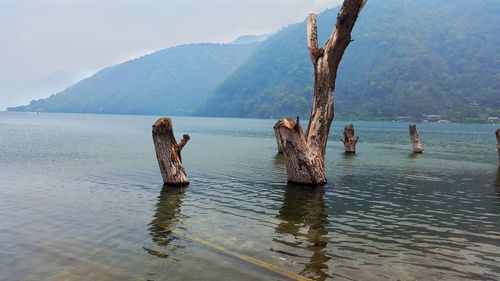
9, 0, 500, 122
197, 0, 500, 121
9, 43, 259, 115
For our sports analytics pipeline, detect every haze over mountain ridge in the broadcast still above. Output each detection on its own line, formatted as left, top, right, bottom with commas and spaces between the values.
9, 0, 500, 122
9, 42, 260, 115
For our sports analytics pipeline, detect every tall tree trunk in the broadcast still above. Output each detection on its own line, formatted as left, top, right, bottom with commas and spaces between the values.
496, 129, 500, 168
341, 123, 359, 153
274, 0, 367, 184
152, 117, 190, 185
409, 124, 423, 153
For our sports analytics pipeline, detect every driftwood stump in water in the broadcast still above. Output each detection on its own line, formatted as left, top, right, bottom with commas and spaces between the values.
496, 129, 500, 167
273, 120, 284, 154
409, 124, 423, 153
274, 0, 367, 184
152, 117, 190, 185
341, 123, 359, 153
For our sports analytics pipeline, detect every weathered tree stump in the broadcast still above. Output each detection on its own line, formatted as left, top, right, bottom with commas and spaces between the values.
152, 117, 190, 185
273, 120, 284, 154
275, 117, 326, 184
341, 123, 359, 153
496, 129, 500, 167
274, 0, 367, 184
409, 124, 423, 153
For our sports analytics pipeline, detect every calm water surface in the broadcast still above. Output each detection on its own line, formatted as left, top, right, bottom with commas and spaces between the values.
0, 112, 499, 281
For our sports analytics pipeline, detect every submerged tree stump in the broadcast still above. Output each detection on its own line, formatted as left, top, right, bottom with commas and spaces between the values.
274, 0, 367, 184
409, 124, 423, 153
273, 120, 284, 154
152, 117, 190, 185
275, 117, 326, 184
341, 123, 359, 153
496, 129, 500, 167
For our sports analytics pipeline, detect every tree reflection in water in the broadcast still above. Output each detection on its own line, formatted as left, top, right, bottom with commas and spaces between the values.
145, 184, 187, 260
274, 184, 330, 280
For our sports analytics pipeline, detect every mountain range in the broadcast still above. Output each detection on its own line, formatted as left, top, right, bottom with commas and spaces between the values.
9, 42, 259, 116
9, 0, 500, 122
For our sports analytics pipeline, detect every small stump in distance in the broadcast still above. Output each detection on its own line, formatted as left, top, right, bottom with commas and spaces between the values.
152, 117, 190, 185
341, 123, 359, 154
409, 124, 423, 153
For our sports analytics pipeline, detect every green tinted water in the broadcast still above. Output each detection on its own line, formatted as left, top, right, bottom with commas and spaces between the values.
0, 112, 499, 280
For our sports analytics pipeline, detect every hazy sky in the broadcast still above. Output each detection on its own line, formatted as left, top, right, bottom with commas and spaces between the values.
0, 0, 342, 110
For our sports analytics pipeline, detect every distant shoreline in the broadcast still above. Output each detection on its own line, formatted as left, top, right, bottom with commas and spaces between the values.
2, 110, 498, 125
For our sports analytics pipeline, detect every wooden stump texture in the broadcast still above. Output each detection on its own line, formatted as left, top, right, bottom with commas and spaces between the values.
409, 124, 423, 153
341, 123, 359, 153
274, 120, 284, 154
152, 117, 190, 185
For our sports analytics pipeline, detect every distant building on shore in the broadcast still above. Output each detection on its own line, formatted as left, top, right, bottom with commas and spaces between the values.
426, 114, 441, 122
488, 117, 498, 123
437, 119, 451, 124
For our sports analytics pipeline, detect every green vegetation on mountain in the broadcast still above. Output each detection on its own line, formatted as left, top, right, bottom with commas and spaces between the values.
9, 43, 259, 115
197, 0, 500, 122
9, 0, 499, 122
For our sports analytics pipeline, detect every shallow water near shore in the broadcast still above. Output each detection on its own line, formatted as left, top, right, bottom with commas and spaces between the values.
0, 112, 499, 281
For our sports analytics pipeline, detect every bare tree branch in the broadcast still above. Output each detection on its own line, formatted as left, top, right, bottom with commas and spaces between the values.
177, 134, 190, 151
307, 13, 323, 67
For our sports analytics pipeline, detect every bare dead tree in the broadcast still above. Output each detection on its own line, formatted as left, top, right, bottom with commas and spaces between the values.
152, 117, 190, 185
341, 123, 359, 153
409, 124, 423, 153
274, 0, 367, 184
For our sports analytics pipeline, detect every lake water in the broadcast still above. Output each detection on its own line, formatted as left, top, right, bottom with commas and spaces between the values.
0, 112, 499, 281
